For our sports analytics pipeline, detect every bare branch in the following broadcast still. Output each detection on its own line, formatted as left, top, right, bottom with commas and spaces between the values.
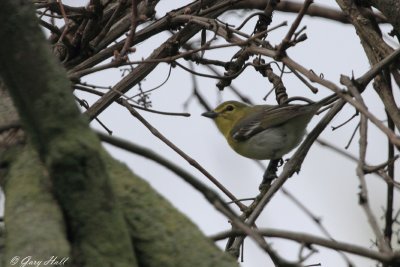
120, 99, 247, 212
212, 228, 400, 264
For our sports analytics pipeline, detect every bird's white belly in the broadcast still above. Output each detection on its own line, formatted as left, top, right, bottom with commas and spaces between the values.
232, 126, 305, 160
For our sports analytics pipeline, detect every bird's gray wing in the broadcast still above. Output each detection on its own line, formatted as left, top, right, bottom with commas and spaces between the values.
230, 104, 313, 142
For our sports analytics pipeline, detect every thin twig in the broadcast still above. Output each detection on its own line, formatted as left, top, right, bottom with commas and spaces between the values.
175, 61, 251, 80
384, 112, 395, 245
344, 122, 360, 150
276, 0, 313, 56
74, 85, 190, 117
354, 88, 391, 253
235, 12, 265, 30
281, 187, 355, 266
287, 65, 319, 93
364, 155, 399, 175
331, 111, 359, 130
120, 0, 139, 57
74, 96, 112, 134
56, 0, 68, 25
56, 0, 69, 43
127, 64, 173, 100
120, 99, 247, 211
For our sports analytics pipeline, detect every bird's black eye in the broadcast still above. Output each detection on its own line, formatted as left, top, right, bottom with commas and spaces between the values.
225, 105, 234, 111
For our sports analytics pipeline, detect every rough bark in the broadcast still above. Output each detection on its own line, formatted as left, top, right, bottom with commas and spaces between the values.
0, 83, 70, 266
1, 146, 71, 265
0, 1, 137, 266
0, 1, 238, 266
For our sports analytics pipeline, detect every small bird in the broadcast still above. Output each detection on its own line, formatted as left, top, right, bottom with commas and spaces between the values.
202, 95, 336, 185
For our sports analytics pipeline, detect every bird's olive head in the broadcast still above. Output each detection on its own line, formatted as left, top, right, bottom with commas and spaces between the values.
202, 101, 249, 136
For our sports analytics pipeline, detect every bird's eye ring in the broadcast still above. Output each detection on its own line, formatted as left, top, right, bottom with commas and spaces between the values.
225, 105, 234, 111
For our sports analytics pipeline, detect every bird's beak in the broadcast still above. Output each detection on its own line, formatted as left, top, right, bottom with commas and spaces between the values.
201, 110, 218, 119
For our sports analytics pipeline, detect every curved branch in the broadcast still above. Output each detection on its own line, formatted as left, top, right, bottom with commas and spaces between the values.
233, 0, 387, 24
212, 228, 400, 264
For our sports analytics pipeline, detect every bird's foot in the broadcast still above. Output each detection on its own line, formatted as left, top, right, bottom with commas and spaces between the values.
259, 158, 282, 190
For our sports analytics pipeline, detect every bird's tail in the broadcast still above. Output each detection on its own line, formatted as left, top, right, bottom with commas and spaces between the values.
282, 93, 339, 108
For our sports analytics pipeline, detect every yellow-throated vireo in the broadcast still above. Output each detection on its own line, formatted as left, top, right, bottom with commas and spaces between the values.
202, 95, 336, 161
